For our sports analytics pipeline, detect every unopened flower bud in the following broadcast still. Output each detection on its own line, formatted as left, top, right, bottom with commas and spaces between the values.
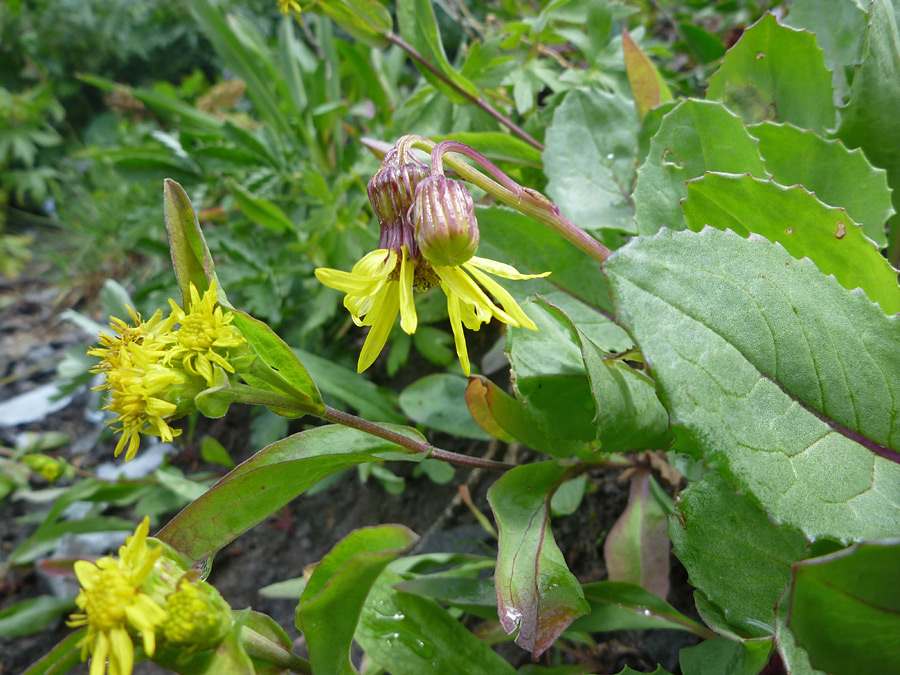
162, 579, 232, 651
411, 175, 479, 266
367, 149, 429, 257
23, 454, 65, 482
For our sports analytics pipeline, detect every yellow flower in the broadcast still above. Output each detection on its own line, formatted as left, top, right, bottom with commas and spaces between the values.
100, 342, 184, 461
164, 281, 245, 386
432, 257, 548, 376
277, 0, 302, 15
68, 517, 168, 675
316, 247, 547, 375
88, 307, 175, 371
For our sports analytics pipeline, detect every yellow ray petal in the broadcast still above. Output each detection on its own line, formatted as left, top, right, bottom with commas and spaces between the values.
358, 281, 400, 372
398, 246, 417, 334
443, 288, 471, 376
467, 256, 550, 280
464, 264, 537, 330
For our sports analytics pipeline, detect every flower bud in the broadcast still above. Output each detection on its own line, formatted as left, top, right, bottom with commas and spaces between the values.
411, 175, 479, 266
162, 579, 233, 651
367, 149, 429, 257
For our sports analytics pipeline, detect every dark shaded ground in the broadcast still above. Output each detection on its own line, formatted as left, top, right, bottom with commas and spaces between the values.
1, 275, 700, 674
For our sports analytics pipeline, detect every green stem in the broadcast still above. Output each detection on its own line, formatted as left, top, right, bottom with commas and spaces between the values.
241, 626, 312, 674
322, 405, 514, 472
386, 32, 544, 152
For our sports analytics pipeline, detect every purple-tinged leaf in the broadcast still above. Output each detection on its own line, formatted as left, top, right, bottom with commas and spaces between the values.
604, 469, 672, 599
487, 461, 590, 656
788, 540, 900, 673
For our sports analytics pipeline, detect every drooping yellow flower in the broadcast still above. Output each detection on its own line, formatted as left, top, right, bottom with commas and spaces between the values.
100, 342, 184, 461
316, 246, 418, 372
68, 517, 168, 675
164, 281, 245, 386
433, 257, 548, 376
316, 246, 547, 375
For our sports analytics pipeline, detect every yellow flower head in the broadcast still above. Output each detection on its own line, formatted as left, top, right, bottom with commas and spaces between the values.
316, 247, 547, 375
98, 342, 184, 462
89, 307, 176, 371
162, 578, 233, 650
68, 517, 168, 675
164, 281, 245, 386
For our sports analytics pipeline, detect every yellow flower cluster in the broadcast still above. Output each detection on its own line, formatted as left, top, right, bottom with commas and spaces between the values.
68, 517, 233, 675
89, 281, 244, 461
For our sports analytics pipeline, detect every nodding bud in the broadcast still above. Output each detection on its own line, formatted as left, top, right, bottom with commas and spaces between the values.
411, 175, 479, 267
367, 149, 429, 258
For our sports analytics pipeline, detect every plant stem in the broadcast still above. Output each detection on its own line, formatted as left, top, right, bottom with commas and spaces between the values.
241, 626, 312, 674
386, 32, 544, 152
321, 405, 514, 472
421, 139, 612, 264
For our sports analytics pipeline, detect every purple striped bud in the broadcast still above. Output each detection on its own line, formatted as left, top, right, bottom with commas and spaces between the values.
367, 149, 429, 258
411, 175, 479, 267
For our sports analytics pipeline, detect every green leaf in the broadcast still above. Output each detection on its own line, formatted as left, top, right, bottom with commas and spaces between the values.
164, 179, 217, 307
505, 300, 599, 456
576, 328, 671, 455
430, 132, 542, 168
488, 461, 590, 656
622, 28, 673, 121
750, 121, 893, 248
465, 375, 570, 454
156, 425, 423, 564
788, 540, 900, 674
200, 436, 235, 469
229, 183, 295, 233
0, 596, 76, 638
297, 525, 419, 675
550, 475, 588, 517
668, 475, 808, 638
568, 581, 710, 636
356, 569, 516, 675
633, 99, 768, 235
680, 637, 772, 675
543, 88, 639, 234
679, 23, 726, 64
615, 668, 675, 675
20, 627, 86, 675
312, 0, 392, 47
187, 0, 291, 137
681, 173, 900, 313
773, 593, 826, 675
604, 228, 900, 541
603, 470, 672, 599
294, 348, 405, 424
782, 0, 868, 101
230, 310, 324, 414
835, 0, 900, 258
396, 0, 479, 103
393, 576, 498, 617
399, 374, 490, 440
475, 207, 631, 352
78, 74, 225, 131
707, 13, 835, 132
